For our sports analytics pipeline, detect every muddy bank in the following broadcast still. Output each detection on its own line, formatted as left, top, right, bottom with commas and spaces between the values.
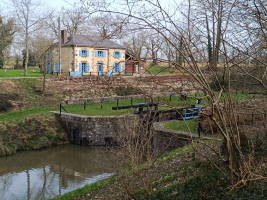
0, 113, 68, 156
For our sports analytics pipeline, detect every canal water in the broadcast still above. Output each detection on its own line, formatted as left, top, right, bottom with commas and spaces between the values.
0, 144, 124, 200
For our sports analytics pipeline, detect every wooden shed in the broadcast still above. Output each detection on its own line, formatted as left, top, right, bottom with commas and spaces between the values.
124, 52, 145, 75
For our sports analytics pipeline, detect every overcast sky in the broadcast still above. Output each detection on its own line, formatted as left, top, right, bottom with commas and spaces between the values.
0, 0, 73, 14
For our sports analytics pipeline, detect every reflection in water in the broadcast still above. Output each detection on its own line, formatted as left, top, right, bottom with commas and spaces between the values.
0, 144, 124, 200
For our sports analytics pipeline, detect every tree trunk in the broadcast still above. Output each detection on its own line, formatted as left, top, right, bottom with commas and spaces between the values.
24, 5, 29, 76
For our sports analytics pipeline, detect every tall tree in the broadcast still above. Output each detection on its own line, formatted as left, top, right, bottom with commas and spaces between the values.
80, 0, 267, 195
10, 0, 51, 76
89, 14, 127, 39
0, 16, 15, 68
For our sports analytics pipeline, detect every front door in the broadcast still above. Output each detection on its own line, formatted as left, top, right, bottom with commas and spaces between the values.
55, 63, 58, 72
136, 65, 139, 74
98, 63, 103, 76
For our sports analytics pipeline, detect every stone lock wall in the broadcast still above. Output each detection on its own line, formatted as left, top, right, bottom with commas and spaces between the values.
52, 112, 141, 146
152, 120, 196, 157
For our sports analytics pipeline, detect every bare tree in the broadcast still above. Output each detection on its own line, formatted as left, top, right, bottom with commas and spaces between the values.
89, 13, 127, 39
80, 0, 267, 195
61, 5, 90, 35
10, 0, 52, 76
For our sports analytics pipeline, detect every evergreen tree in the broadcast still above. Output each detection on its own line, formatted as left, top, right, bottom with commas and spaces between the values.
0, 16, 15, 68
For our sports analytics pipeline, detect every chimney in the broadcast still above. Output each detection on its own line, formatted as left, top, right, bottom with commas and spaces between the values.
61, 30, 67, 44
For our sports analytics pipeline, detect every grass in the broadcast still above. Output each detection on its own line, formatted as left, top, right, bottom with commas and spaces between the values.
145, 66, 171, 75
60, 102, 135, 116
0, 96, 202, 121
51, 177, 117, 200
164, 119, 198, 134
0, 107, 57, 122
60, 96, 205, 116
51, 136, 266, 200
0, 91, 263, 122
0, 68, 54, 77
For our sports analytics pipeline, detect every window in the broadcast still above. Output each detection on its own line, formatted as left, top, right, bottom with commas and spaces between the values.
95, 51, 106, 57
82, 63, 86, 72
113, 63, 121, 73
79, 50, 89, 57
114, 63, 118, 72
82, 50, 87, 56
47, 53, 50, 59
113, 51, 121, 58
98, 51, 103, 57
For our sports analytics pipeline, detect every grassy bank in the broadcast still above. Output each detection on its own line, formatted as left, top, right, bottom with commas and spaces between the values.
0, 68, 54, 77
164, 119, 198, 134
52, 140, 266, 200
0, 113, 68, 156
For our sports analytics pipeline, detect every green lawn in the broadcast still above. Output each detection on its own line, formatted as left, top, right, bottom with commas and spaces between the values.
145, 66, 171, 75
62, 96, 207, 116
0, 69, 54, 77
0, 106, 57, 122
164, 119, 198, 134
0, 90, 264, 122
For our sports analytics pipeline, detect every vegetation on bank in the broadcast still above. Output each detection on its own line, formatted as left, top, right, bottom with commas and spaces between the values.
52, 140, 266, 200
145, 65, 171, 75
0, 68, 54, 77
164, 119, 198, 134
0, 113, 68, 156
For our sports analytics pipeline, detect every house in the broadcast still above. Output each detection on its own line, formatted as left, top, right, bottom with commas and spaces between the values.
124, 52, 146, 75
45, 30, 126, 76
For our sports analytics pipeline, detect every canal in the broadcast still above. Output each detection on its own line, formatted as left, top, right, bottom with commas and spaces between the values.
0, 144, 124, 200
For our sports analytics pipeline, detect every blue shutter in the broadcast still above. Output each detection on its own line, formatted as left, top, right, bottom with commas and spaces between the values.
55, 63, 58, 72
87, 63, 89, 72
79, 50, 82, 57
113, 52, 115, 57
113, 63, 116, 73
79, 63, 82, 73
47, 53, 50, 59
119, 63, 122, 73
103, 51, 106, 57
87, 50, 90, 57
47, 63, 51, 74
95, 51, 98, 57
120, 52, 122, 58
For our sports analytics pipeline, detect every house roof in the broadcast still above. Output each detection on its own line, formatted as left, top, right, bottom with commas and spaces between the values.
58, 34, 126, 49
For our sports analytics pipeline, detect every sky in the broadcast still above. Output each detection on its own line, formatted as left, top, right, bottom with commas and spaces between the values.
0, 0, 179, 13
0, 0, 73, 13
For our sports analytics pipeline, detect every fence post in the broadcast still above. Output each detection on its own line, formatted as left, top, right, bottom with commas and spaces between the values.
131, 98, 133, 106
252, 114, 254, 124
117, 99, 119, 108
84, 101, 86, 110
158, 96, 160, 102
170, 95, 172, 102
60, 103, 61, 116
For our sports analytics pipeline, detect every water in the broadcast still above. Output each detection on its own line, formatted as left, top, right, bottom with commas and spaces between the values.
0, 144, 124, 200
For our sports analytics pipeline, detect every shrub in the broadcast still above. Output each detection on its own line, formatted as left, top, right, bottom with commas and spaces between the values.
209, 74, 229, 91
113, 86, 143, 96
